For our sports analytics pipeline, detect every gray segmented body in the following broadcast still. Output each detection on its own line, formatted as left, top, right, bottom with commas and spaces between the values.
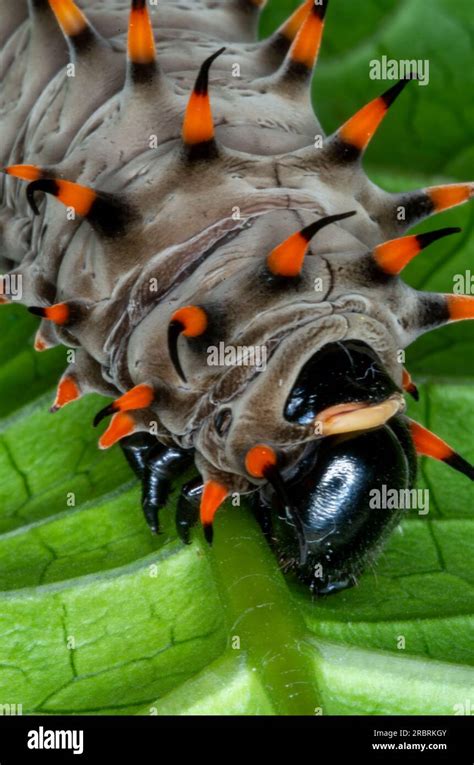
1, 0, 473, 515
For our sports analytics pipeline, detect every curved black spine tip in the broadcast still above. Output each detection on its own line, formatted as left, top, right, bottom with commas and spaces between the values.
93, 403, 115, 428
416, 227, 462, 249
27, 306, 46, 318
381, 72, 417, 107
167, 320, 187, 382
194, 47, 226, 96
313, 0, 329, 20
301, 210, 357, 242
444, 454, 474, 481
263, 464, 308, 567
203, 523, 214, 545
408, 385, 420, 402
26, 179, 58, 216
132, 0, 147, 8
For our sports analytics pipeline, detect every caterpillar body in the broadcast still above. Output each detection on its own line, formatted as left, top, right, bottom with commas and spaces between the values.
1, 0, 473, 595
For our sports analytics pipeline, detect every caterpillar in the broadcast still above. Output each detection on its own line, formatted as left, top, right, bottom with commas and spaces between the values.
1, 0, 473, 596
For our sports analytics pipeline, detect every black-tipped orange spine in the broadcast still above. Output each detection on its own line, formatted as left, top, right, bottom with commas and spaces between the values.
299, 210, 356, 243
415, 227, 461, 250
283, 0, 328, 82
266, 210, 357, 279
380, 73, 417, 107
444, 453, 474, 480
27, 302, 82, 326
49, 0, 101, 55
93, 403, 116, 427
372, 227, 462, 278
327, 74, 415, 164
25, 179, 133, 238
168, 320, 187, 382
128, 0, 158, 85
182, 47, 225, 161
409, 419, 474, 480
26, 179, 58, 215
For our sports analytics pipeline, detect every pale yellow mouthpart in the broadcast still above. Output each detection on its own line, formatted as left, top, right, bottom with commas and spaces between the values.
315, 394, 405, 437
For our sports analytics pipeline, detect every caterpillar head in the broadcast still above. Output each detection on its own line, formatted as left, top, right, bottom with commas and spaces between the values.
193, 315, 408, 575
258, 417, 417, 595
249, 340, 412, 595
195, 313, 405, 471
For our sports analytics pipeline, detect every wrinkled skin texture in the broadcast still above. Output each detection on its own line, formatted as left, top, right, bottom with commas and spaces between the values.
1, 0, 472, 590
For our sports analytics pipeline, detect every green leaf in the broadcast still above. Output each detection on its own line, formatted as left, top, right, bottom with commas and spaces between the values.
0, 0, 473, 717
0, 370, 472, 713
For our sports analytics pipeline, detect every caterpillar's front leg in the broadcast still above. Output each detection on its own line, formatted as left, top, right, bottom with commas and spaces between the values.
121, 437, 193, 533
141, 445, 193, 533
120, 433, 157, 479
176, 478, 203, 545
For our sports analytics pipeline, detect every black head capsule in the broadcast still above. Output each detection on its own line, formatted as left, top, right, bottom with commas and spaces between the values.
264, 417, 416, 595
252, 340, 414, 594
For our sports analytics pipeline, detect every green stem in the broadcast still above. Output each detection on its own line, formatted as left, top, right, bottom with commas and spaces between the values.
207, 504, 321, 715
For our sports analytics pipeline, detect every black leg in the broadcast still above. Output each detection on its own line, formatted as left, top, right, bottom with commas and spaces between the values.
176, 477, 202, 544
141, 445, 193, 534
253, 493, 276, 541
120, 433, 158, 479
264, 465, 308, 567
